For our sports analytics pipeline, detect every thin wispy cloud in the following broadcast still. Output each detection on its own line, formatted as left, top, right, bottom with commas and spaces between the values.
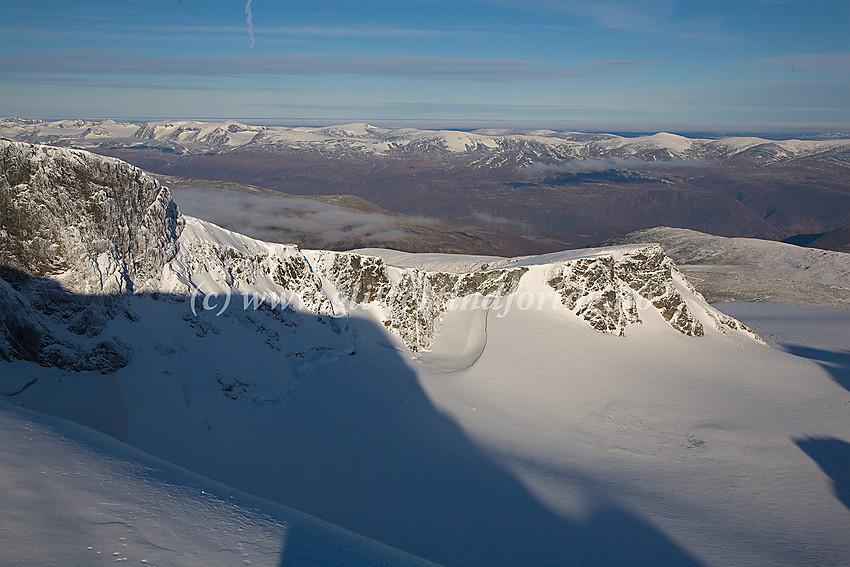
19, 76, 301, 92
583, 60, 656, 67
485, 0, 732, 42
754, 53, 850, 73
245, 0, 255, 48
0, 52, 645, 82
470, 211, 525, 229
0, 23, 495, 44
686, 82, 850, 125
260, 24, 487, 39
521, 157, 707, 175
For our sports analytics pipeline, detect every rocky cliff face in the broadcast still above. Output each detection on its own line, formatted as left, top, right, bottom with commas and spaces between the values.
0, 142, 759, 372
311, 251, 528, 351
1, 140, 182, 294
0, 140, 182, 372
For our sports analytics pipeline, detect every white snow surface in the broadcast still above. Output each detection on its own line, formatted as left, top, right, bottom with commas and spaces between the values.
2, 144, 850, 566
0, 399, 437, 567
4, 271, 849, 565
5, 218, 850, 565
353, 243, 661, 272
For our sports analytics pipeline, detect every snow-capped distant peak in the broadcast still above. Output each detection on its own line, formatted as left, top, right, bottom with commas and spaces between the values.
319, 122, 384, 138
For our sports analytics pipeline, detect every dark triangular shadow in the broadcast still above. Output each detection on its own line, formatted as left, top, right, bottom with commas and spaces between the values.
795, 436, 850, 511
783, 344, 850, 393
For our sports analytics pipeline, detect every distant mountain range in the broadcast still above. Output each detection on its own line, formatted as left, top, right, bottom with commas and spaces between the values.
4, 118, 850, 249
4, 117, 850, 168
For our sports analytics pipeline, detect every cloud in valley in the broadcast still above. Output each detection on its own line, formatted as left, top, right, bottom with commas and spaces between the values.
170, 186, 424, 247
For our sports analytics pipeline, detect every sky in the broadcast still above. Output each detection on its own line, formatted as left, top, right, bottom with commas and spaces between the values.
1, 0, 848, 131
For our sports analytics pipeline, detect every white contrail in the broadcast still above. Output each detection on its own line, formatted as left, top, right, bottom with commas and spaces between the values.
245, 0, 255, 48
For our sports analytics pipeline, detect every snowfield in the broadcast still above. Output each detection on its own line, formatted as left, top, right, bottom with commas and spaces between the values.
0, 399, 437, 567
2, 140, 849, 566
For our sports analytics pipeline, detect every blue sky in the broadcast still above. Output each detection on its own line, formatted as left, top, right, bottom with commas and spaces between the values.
1, 0, 848, 130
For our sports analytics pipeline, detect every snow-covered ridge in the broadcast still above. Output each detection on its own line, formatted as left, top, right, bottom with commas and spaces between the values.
3, 117, 849, 168
0, 141, 759, 371
16, 143, 850, 567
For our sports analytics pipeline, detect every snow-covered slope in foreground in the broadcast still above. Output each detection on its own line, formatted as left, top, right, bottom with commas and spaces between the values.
2, 141, 850, 566
0, 399, 437, 567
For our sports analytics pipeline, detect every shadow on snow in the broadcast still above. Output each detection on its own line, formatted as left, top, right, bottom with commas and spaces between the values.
795, 436, 850, 512
0, 266, 701, 567
783, 344, 850, 394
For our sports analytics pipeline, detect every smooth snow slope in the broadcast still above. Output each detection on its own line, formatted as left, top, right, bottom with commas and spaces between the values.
3, 222, 846, 566
407, 282, 850, 567
0, 399, 437, 567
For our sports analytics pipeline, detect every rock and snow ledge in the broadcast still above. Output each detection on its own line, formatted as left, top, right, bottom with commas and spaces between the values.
0, 140, 760, 368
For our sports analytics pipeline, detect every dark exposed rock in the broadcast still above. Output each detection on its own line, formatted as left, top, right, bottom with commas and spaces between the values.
547, 256, 639, 336
316, 252, 528, 351
0, 270, 132, 373
614, 246, 704, 336
546, 246, 709, 337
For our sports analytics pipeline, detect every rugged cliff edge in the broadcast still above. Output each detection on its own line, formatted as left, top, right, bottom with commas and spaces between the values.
1, 140, 182, 294
0, 141, 181, 372
0, 140, 759, 372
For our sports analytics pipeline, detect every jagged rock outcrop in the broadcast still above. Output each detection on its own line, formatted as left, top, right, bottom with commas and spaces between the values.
547, 256, 640, 336
164, 223, 333, 315
545, 245, 757, 338
313, 252, 527, 351
1, 140, 182, 294
614, 246, 705, 336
